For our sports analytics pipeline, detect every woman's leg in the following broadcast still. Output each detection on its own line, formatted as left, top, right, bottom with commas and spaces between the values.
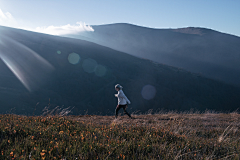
123, 105, 131, 118
115, 105, 121, 118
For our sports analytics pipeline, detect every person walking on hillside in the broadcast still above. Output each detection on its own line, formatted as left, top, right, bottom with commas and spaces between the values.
114, 84, 132, 119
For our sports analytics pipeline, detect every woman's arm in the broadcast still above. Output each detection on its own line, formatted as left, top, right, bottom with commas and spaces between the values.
118, 91, 131, 104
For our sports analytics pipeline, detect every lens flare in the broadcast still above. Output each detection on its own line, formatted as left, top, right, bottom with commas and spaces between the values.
57, 50, 61, 54
68, 53, 80, 65
0, 35, 54, 92
95, 65, 107, 77
82, 58, 98, 73
141, 85, 156, 100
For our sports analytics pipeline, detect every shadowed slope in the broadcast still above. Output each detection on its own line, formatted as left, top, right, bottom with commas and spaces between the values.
0, 25, 240, 115
74, 23, 240, 86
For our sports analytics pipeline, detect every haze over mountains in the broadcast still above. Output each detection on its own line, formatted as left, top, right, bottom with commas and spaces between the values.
73, 23, 240, 86
0, 25, 240, 115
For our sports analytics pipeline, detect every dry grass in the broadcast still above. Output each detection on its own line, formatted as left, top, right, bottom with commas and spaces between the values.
1, 112, 240, 159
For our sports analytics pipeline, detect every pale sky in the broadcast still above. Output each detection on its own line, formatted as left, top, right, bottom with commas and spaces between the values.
0, 0, 240, 37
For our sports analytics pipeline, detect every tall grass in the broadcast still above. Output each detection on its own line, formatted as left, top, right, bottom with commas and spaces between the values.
1, 111, 240, 159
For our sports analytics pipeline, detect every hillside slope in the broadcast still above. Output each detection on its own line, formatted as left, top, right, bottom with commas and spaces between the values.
74, 23, 240, 86
0, 26, 240, 115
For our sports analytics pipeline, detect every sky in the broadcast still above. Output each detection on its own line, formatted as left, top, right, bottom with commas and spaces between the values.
0, 0, 240, 37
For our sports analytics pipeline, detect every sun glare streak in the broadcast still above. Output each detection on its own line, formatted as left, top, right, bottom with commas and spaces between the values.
0, 53, 30, 91
0, 35, 54, 92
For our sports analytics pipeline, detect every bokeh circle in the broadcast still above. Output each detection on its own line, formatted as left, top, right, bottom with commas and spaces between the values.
141, 85, 157, 100
95, 65, 107, 77
68, 53, 80, 65
82, 58, 98, 73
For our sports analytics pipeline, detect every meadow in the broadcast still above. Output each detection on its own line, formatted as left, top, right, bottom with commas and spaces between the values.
1, 111, 240, 159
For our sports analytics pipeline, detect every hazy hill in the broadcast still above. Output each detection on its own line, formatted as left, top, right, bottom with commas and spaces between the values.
0, 25, 240, 115
74, 23, 240, 86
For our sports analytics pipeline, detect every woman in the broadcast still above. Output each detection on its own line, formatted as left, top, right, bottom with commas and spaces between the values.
114, 84, 132, 119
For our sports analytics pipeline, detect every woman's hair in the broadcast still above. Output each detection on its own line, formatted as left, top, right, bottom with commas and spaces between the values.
115, 84, 123, 90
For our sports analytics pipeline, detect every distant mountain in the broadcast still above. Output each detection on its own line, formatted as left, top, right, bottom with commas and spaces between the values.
73, 23, 240, 86
0, 25, 240, 115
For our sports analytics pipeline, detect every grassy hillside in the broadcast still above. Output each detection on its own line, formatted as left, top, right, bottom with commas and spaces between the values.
76, 23, 240, 86
1, 26, 240, 115
1, 113, 240, 159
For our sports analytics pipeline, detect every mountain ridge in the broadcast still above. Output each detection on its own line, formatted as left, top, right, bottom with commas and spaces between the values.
74, 23, 240, 86
0, 25, 240, 115
92, 23, 240, 37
